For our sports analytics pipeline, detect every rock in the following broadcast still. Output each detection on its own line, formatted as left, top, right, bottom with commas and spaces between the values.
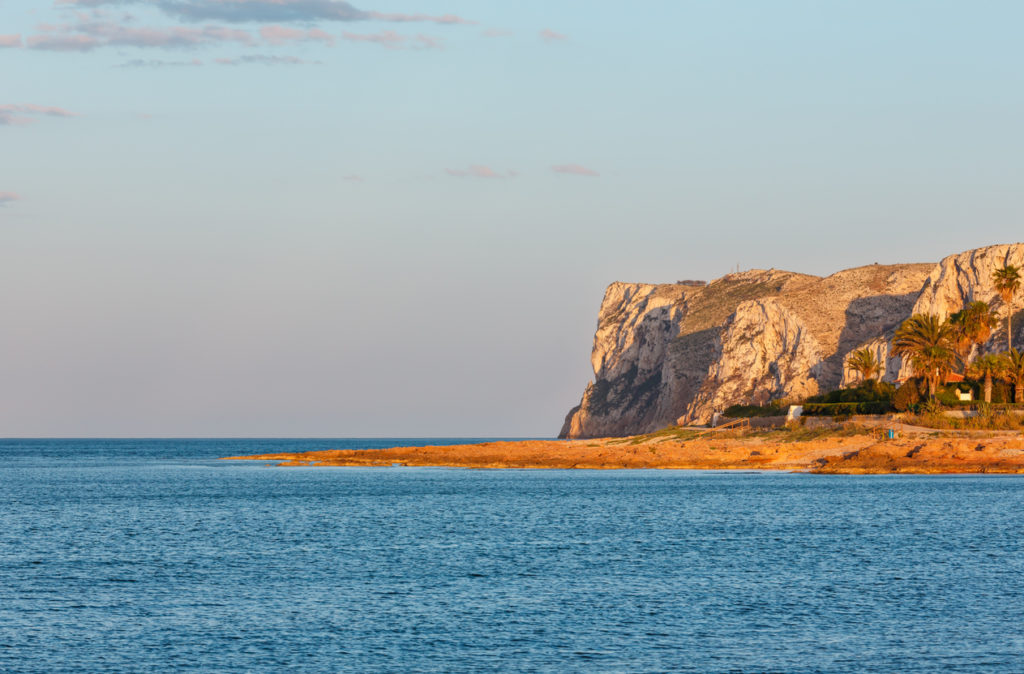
560, 244, 1024, 438
684, 299, 823, 423
895, 243, 1024, 378
839, 335, 901, 388
913, 243, 1024, 321
560, 271, 808, 438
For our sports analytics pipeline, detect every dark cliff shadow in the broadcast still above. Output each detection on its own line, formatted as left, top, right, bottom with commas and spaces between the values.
576, 326, 721, 436
564, 301, 684, 437
997, 307, 1024, 352
1013, 307, 1024, 351
667, 326, 723, 404
819, 291, 921, 389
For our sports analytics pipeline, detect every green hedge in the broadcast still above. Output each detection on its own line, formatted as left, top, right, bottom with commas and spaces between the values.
801, 401, 893, 416
805, 380, 895, 405
722, 404, 788, 418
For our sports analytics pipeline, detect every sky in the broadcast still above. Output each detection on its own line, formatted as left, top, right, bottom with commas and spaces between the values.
3, 1, 1024, 437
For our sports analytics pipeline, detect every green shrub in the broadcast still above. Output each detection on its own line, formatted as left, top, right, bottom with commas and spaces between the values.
722, 403, 787, 418
893, 379, 924, 412
805, 380, 895, 405
934, 383, 980, 406
803, 402, 858, 416
991, 380, 1013, 404
802, 401, 892, 416
902, 410, 1024, 430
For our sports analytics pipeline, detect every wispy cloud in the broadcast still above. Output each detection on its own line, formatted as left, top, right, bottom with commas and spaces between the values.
0, 104, 79, 126
172, 0, 367, 23
57, 0, 367, 22
19, 2, 472, 58
446, 165, 515, 179
55, 0, 475, 26
25, 34, 100, 51
340, 30, 401, 48
341, 30, 441, 50
260, 25, 335, 47
26, 19, 255, 51
481, 28, 511, 38
0, 192, 19, 206
116, 58, 203, 67
215, 54, 319, 65
367, 12, 475, 26
551, 164, 599, 177
25, 15, 445, 53
540, 29, 567, 43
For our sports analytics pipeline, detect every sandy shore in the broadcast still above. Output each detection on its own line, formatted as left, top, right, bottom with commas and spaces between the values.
223, 429, 1024, 474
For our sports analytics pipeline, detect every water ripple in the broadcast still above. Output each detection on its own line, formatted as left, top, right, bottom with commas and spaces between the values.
2, 439, 1024, 672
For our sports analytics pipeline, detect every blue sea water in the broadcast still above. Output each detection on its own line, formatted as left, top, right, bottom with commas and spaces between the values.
3, 439, 1024, 673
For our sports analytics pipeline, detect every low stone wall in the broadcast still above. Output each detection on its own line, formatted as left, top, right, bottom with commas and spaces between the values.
943, 409, 1024, 418
728, 414, 890, 430
802, 417, 841, 429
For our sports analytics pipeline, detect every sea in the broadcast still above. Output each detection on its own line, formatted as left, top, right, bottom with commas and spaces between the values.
3, 438, 1024, 673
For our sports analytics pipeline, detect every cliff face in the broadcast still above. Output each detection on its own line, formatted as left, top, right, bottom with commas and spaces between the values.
561, 243, 1024, 438
887, 243, 1024, 380
685, 299, 823, 422
559, 270, 815, 438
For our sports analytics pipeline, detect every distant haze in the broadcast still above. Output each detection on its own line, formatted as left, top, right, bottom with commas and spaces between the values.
2, 1, 1024, 436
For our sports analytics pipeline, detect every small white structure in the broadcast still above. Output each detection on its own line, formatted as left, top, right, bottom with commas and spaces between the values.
957, 389, 973, 402
786, 405, 803, 422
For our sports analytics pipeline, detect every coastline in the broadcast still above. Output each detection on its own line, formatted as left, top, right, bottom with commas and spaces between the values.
223, 429, 1024, 474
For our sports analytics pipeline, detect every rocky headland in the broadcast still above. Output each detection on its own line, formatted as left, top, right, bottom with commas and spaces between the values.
225, 242, 1024, 475
560, 243, 1024, 438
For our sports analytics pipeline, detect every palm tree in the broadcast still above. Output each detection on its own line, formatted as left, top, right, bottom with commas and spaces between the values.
993, 265, 1021, 351
1003, 349, 1024, 404
967, 354, 1005, 404
846, 347, 882, 384
892, 314, 956, 398
949, 301, 998, 366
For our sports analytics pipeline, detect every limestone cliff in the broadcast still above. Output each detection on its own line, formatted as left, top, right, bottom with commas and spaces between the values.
561, 245, 1024, 438
686, 299, 823, 421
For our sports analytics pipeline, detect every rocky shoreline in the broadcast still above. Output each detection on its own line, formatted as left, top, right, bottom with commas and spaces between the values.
224, 429, 1024, 474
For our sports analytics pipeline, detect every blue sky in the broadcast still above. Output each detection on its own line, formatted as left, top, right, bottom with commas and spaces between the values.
3, 1, 1024, 436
